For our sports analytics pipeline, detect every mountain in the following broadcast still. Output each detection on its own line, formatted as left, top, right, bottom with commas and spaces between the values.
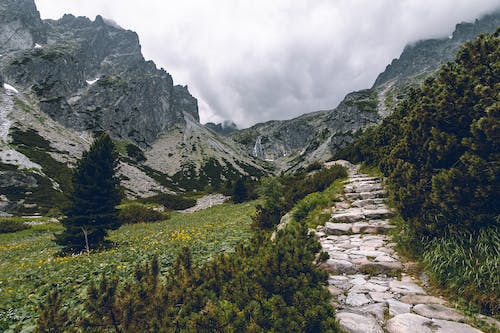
232, 11, 500, 171
0, 0, 268, 215
205, 120, 238, 136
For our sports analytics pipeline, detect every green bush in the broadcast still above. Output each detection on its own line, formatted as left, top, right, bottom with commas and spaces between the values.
293, 192, 327, 222
37, 223, 340, 332
139, 193, 196, 210
423, 228, 499, 315
305, 161, 323, 172
118, 203, 169, 224
0, 218, 31, 233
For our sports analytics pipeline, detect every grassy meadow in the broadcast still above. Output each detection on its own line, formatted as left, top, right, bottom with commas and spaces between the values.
0, 201, 256, 332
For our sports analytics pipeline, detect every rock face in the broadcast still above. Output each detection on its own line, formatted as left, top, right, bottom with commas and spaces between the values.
0, 1, 268, 215
1, 3, 198, 147
374, 12, 500, 87
232, 89, 379, 169
0, 0, 46, 52
232, 11, 500, 171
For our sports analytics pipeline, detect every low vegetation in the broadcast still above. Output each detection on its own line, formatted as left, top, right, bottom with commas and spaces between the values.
138, 193, 196, 210
335, 30, 499, 314
0, 202, 256, 332
0, 217, 31, 234
118, 203, 169, 224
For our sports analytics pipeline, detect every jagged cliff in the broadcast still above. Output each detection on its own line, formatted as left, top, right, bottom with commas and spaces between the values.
0, 0, 267, 215
232, 11, 500, 171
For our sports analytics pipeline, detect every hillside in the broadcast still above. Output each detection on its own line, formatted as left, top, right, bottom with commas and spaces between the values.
0, 0, 269, 215
232, 11, 500, 171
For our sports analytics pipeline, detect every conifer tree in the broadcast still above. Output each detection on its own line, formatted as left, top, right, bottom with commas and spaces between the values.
56, 133, 122, 253
231, 177, 248, 203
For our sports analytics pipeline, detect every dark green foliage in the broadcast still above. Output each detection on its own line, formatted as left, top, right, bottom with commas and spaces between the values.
282, 165, 348, 212
252, 166, 347, 229
35, 291, 72, 333
56, 134, 123, 254
305, 161, 323, 172
125, 143, 146, 162
138, 193, 196, 210
118, 203, 169, 224
38, 223, 339, 332
338, 30, 500, 240
0, 218, 31, 233
10, 128, 73, 213
252, 177, 285, 229
231, 177, 249, 203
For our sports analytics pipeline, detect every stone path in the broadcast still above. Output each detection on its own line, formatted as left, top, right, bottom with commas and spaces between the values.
315, 163, 484, 333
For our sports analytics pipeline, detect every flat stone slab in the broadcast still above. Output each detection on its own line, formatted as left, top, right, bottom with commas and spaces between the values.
387, 299, 411, 316
413, 304, 466, 322
325, 222, 352, 235
336, 311, 384, 333
389, 280, 426, 295
331, 208, 365, 223
323, 259, 356, 274
363, 207, 394, 219
400, 295, 448, 305
387, 313, 482, 333
351, 198, 385, 208
346, 292, 371, 307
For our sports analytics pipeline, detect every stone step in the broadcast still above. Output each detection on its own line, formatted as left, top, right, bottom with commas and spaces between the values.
351, 198, 385, 208
331, 207, 394, 223
345, 190, 386, 201
352, 221, 396, 234
345, 176, 378, 183
345, 183, 383, 193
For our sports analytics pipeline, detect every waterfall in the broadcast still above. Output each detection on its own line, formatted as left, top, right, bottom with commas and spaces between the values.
252, 136, 264, 158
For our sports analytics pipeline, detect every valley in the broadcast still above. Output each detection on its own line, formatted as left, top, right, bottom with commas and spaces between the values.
0, 1, 498, 332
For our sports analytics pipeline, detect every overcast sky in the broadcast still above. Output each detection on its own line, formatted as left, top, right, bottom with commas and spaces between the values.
35, 0, 500, 128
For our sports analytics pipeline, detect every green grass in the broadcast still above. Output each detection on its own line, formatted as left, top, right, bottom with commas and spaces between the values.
359, 163, 383, 178
0, 201, 257, 332
422, 228, 499, 317
291, 178, 346, 229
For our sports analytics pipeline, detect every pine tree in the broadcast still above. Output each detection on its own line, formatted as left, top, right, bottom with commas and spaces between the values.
56, 133, 122, 254
231, 177, 248, 203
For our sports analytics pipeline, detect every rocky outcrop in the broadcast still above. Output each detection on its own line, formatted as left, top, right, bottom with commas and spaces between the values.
0, 1, 198, 147
374, 11, 500, 88
232, 89, 380, 169
205, 120, 238, 136
0, 0, 46, 52
316, 162, 485, 333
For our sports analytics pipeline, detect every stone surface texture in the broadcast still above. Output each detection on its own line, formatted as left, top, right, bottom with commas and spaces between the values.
318, 162, 485, 333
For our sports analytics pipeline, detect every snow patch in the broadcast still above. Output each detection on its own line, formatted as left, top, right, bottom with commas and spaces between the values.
86, 78, 100, 85
3, 83, 19, 94
34, 43, 43, 49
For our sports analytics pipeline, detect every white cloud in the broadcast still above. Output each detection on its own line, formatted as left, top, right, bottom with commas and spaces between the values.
35, 0, 500, 127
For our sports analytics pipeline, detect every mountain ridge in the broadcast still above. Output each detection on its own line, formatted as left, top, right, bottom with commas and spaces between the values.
232, 10, 500, 171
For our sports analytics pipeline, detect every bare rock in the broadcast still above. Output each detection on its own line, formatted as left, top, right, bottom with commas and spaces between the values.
336, 311, 384, 333
325, 222, 352, 235
400, 295, 448, 305
388, 280, 426, 295
413, 304, 466, 322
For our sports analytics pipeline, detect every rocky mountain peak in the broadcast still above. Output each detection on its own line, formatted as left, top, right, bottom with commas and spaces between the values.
0, 1, 200, 147
0, 0, 46, 52
373, 10, 500, 88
